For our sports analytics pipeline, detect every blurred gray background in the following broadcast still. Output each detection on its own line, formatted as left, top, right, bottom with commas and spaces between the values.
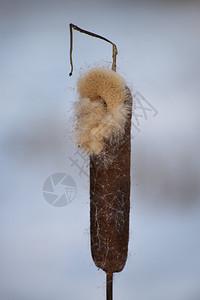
0, 0, 200, 299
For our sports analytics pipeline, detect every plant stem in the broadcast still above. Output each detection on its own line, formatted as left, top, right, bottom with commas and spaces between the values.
106, 272, 113, 300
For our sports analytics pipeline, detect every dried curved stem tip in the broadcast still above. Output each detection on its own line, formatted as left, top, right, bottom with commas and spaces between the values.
69, 23, 118, 76
106, 272, 113, 300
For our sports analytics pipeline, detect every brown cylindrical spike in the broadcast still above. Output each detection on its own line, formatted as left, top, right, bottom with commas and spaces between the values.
90, 86, 132, 273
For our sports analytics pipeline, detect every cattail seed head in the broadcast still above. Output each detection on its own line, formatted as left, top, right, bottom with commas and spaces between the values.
74, 68, 131, 155
74, 67, 132, 274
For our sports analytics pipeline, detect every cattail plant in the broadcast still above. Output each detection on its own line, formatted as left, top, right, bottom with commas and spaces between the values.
69, 24, 132, 300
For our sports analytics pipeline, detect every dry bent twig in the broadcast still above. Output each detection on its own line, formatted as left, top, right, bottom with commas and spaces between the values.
69, 23, 118, 75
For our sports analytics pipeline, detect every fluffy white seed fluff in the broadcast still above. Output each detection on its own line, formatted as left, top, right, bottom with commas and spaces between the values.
74, 67, 130, 155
